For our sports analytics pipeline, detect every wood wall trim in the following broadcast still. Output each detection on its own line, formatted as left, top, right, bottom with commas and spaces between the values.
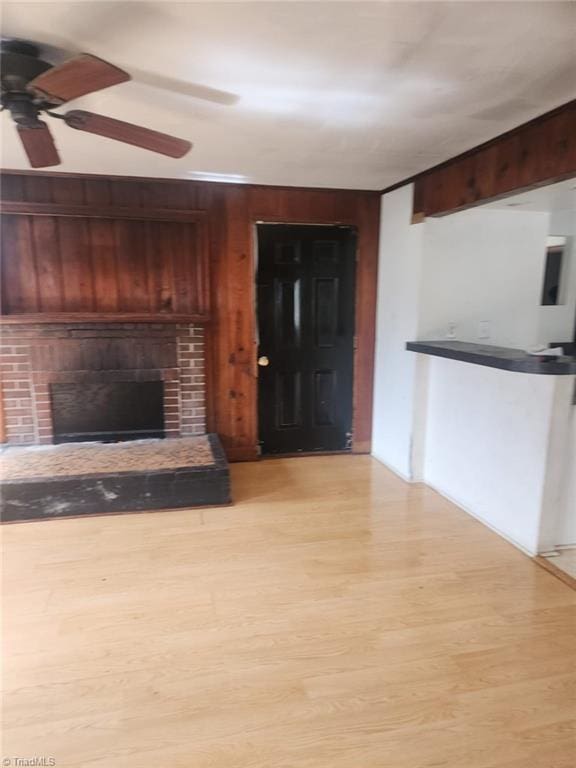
376, 100, 576, 217
1, 167, 379, 195
1, 201, 206, 222
380, 100, 576, 195
410, 99, 576, 217
0, 313, 211, 325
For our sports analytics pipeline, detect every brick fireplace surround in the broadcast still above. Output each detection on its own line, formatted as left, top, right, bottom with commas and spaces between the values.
0, 323, 206, 445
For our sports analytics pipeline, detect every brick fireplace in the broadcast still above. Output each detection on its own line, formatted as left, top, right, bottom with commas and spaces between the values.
0, 323, 206, 445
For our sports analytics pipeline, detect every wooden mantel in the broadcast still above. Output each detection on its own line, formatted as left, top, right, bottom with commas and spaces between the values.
0, 313, 211, 325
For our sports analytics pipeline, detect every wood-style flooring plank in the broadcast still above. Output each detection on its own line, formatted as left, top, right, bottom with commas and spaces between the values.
2, 456, 575, 767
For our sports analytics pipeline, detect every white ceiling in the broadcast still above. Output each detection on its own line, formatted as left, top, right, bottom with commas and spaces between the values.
1, 1, 575, 189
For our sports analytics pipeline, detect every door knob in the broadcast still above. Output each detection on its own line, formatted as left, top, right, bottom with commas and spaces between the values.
258, 356, 270, 367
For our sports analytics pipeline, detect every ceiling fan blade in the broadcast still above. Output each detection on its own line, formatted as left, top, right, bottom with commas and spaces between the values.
17, 122, 60, 168
129, 67, 239, 106
64, 110, 192, 158
27, 54, 130, 104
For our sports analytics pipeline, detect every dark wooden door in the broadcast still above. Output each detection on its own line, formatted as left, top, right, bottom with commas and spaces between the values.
257, 224, 356, 455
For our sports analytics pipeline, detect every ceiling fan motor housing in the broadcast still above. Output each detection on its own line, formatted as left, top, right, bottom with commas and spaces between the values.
1, 40, 54, 86
0, 40, 53, 106
0, 39, 57, 123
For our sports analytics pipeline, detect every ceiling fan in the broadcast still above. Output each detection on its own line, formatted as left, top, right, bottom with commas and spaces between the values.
0, 39, 193, 168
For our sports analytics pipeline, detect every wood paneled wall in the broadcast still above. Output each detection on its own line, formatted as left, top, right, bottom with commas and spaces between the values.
411, 99, 576, 217
1, 173, 380, 460
1, 214, 208, 319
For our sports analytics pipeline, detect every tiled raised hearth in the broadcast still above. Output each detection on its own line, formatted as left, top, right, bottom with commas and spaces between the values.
1, 435, 216, 480
1, 435, 230, 521
0, 322, 206, 445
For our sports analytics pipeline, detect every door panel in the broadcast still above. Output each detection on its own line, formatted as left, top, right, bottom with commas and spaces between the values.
257, 224, 356, 455
276, 371, 302, 428
314, 277, 338, 347
314, 370, 337, 426
276, 278, 301, 347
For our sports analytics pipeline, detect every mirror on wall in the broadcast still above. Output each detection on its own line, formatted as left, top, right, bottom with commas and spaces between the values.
481, 177, 576, 349
541, 236, 568, 307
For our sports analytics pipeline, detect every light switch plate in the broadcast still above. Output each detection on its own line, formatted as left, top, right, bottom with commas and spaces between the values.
478, 320, 491, 339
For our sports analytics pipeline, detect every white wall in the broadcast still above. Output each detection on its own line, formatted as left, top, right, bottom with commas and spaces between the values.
422, 357, 574, 555
538, 210, 576, 347
371, 185, 424, 480
555, 408, 576, 546
545, 201, 576, 545
419, 208, 550, 348
371, 188, 558, 482
372, 184, 576, 556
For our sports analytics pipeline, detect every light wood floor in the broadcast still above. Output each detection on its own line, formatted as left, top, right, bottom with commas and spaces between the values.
2, 456, 575, 767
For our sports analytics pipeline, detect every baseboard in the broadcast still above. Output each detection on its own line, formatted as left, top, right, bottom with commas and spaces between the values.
371, 452, 417, 484
424, 479, 537, 558
371, 458, 540, 558
534, 555, 576, 590
226, 446, 259, 462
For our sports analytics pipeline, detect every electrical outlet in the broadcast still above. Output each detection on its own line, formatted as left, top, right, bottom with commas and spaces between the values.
478, 320, 491, 339
446, 321, 456, 339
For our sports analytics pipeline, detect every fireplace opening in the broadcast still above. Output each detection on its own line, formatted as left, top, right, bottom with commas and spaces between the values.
50, 382, 165, 444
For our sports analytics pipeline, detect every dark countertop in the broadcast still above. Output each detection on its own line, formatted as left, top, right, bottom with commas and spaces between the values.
406, 340, 576, 375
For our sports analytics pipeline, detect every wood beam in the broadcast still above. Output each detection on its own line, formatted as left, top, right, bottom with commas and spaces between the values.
384, 100, 576, 218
